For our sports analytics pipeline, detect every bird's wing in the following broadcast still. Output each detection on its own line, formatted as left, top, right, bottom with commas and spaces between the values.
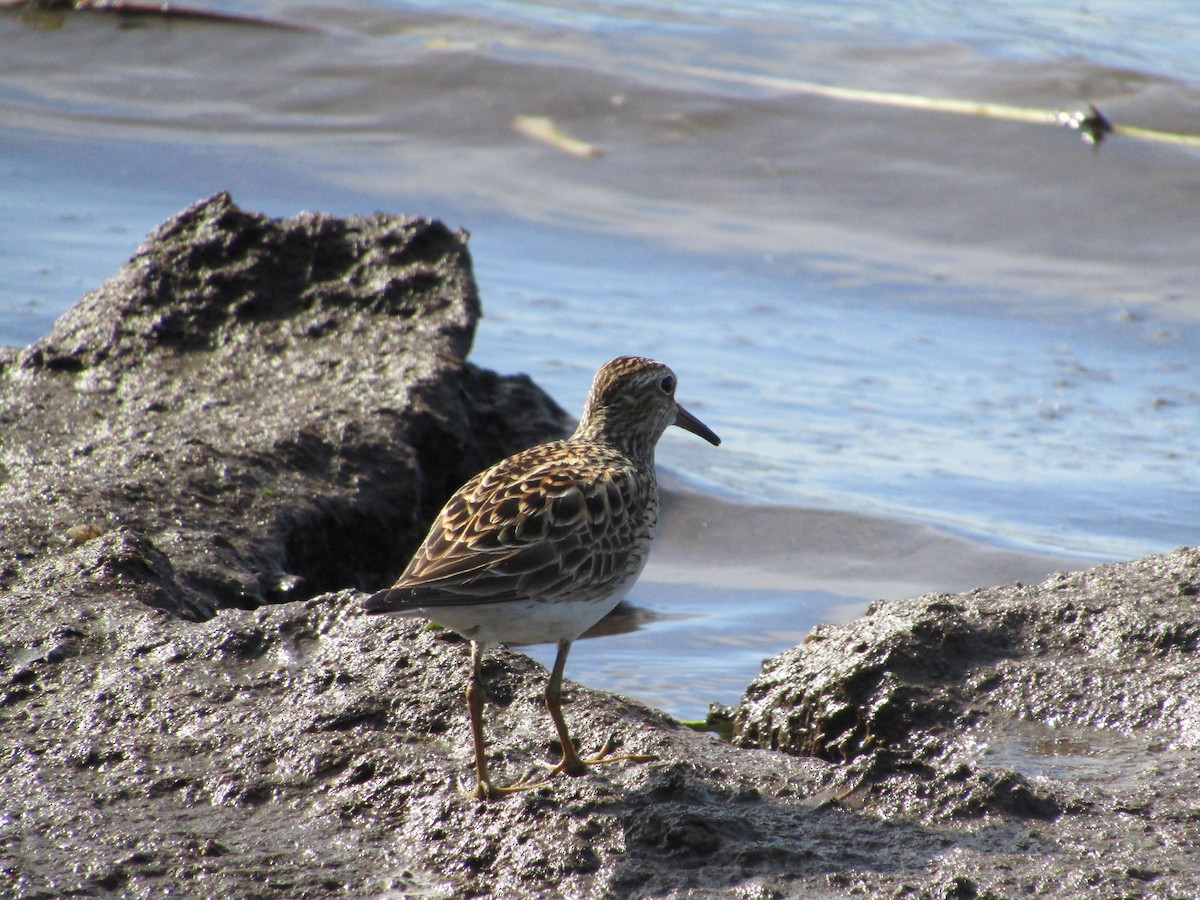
363, 444, 651, 613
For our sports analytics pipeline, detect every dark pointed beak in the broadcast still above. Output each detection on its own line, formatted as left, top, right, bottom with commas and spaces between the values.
674, 402, 721, 446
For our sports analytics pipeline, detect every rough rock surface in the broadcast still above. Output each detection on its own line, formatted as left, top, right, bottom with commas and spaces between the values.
2, 195, 1198, 898
0, 192, 569, 621
735, 548, 1200, 896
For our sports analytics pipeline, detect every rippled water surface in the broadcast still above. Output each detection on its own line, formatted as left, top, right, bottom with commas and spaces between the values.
2, 0, 1197, 717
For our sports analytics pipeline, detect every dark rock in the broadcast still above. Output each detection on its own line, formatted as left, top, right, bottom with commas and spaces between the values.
3, 195, 1199, 897
735, 549, 1200, 890
0, 191, 569, 621
734, 551, 1200, 765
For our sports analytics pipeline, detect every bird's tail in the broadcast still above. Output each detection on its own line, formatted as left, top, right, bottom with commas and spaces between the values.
362, 588, 413, 614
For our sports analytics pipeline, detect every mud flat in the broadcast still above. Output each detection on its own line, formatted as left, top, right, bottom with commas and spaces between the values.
1, 196, 1196, 897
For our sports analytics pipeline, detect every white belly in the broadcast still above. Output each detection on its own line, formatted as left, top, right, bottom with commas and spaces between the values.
413, 556, 648, 645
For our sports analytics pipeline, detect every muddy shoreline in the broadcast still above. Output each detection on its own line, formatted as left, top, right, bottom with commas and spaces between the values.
2, 196, 1197, 898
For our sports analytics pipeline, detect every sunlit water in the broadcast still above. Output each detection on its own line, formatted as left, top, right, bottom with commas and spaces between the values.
392, 0, 1200, 85
465, 219, 1198, 560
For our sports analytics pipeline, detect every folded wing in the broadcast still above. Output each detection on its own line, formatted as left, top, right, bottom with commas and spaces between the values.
363, 444, 649, 613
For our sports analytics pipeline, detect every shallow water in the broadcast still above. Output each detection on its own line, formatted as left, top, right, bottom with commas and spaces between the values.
2, 1, 1197, 718
969, 718, 1172, 793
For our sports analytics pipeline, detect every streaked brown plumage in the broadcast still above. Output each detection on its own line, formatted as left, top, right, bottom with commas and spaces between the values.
364, 356, 720, 800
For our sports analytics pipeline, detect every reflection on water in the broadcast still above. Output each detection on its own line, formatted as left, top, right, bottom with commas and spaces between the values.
523, 580, 853, 722
387, 0, 1200, 87
970, 719, 1169, 787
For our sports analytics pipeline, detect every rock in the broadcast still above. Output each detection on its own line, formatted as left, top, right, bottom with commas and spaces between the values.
3, 194, 1198, 897
734, 548, 1200, 893
0, 191, 570, 620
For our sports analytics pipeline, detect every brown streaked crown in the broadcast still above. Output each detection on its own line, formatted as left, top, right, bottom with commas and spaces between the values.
572, 356, 683, 462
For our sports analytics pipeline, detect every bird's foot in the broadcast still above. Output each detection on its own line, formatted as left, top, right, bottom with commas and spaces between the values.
457, 769, 551, 801
542, 732, 658, 778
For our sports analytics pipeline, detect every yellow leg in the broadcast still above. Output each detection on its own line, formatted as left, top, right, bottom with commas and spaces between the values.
459, 640, 551, 801
542, 639, 657, 779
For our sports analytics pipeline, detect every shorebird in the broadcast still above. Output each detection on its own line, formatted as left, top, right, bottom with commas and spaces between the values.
364, 356, 720, 799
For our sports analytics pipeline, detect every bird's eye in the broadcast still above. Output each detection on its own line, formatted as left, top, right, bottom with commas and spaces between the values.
659, 375, 675, 394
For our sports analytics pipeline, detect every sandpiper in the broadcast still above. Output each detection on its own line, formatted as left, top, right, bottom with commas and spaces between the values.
363, 356, 720, 800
